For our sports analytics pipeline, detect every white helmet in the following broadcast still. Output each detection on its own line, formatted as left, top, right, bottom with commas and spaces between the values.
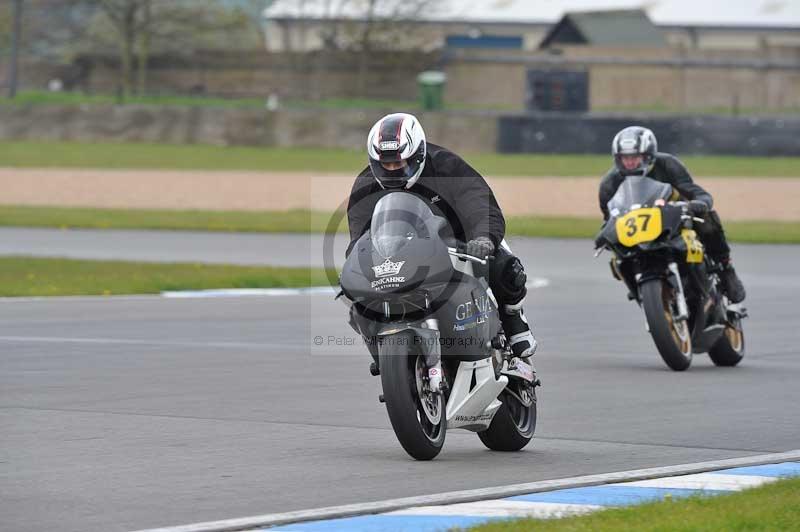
367, 112, 427, 189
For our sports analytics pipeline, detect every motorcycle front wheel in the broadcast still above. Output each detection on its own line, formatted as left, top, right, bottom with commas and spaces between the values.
641, 279, 693, 371
379, 331, 445, 460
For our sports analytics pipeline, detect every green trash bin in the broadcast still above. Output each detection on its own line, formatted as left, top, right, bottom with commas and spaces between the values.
417, 71, 446, 111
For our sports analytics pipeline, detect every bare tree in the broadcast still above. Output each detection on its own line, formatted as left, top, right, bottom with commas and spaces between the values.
7, 0, 23, 97
271, 0, 439, 97
83, 0, 256, 99
336, 0, 441, 96
1, 0, 268, 98
235, 0, 275, 49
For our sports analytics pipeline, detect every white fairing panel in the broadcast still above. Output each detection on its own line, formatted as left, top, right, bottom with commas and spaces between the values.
446, 358, 508, 431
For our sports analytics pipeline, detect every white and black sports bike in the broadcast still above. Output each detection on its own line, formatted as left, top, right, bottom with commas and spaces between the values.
339, 192, 539, 460
594, 175, 746, 371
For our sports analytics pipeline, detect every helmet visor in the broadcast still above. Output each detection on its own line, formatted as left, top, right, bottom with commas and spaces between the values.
369, 153, 423, 188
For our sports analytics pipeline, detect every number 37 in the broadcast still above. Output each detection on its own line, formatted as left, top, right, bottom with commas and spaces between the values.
625, 213, 652, 236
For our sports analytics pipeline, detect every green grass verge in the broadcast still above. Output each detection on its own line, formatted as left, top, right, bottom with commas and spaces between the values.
1, 141, 798, 177
0, 257, 329, 297
0, 91, 521, 112
2, 206, 799, 244
11, 90, 800, 115
466, 476, 800, 532
1, 90, 269, 109
0, 206, 347, 234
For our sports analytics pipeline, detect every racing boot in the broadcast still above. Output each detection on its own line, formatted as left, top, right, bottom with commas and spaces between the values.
501, 302, 538, 358
719, 259, 746, 303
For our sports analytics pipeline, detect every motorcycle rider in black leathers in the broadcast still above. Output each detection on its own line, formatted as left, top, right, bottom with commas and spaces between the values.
346, 112, 538, 360
599, 126, 746, 303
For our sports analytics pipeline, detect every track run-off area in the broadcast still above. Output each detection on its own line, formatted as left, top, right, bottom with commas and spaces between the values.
2, 232, 799, 531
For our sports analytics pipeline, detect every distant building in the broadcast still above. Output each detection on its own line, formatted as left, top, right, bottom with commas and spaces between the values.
539, 9, 666, 48
263, 0, 800, 52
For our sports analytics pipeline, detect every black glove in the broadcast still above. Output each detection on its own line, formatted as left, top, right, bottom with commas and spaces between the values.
594, 222, 608, 249
466, 236, 495, 259
594, 235, 605, 249
688, 200, 709, 217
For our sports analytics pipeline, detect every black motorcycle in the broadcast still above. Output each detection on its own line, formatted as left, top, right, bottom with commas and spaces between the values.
339, 192, 539, 460
594, 175, 746, 371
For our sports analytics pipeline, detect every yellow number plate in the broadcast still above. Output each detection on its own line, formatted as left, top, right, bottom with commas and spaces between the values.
681, 229, 704, 263
615, 208, 662, 247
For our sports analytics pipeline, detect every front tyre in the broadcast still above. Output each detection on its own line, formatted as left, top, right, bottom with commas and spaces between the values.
641, 279, 692, 371
709, 314, 745, 367
378, 332, 445, 460
478, 381, 536, 452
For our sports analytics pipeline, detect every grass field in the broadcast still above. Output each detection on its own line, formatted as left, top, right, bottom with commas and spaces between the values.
0, 91, 518, 112
468, 476, 800, 532
0, 206, 344, 234
7, 90, 798, 116
3, 205, 799, 244
0, 257, 329, 297
1, 90, 268, 109
1, 141, 799, 177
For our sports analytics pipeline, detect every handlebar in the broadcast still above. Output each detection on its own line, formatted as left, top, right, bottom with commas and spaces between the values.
672, 200, 707, 222
681, 215, 706, 224
448, 246, 489, 265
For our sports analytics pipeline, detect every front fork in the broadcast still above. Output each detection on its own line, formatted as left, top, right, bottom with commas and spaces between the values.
637, 261, 688, 332
415, 318, 444, 392
667, 262, 690, 321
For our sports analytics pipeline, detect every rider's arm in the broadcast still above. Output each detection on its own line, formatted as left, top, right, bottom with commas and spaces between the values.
598, 169, 619, 221
461, 174, 506, 247
345, 170, 378, 257
662, 154, 714, 210
434, 150, 505, 247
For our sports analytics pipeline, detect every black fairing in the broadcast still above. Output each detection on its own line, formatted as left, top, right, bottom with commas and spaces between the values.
340, 192, 499, 361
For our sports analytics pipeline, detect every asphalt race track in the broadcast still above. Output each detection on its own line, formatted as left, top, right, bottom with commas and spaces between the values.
2, 232, 799, 531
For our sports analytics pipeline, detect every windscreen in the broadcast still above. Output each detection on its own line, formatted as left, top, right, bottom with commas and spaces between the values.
607, 176, 673, 217
371, 192, 433, 259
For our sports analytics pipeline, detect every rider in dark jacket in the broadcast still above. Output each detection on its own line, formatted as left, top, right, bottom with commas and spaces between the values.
347, 112, 537, 359
599, 126, 746, 303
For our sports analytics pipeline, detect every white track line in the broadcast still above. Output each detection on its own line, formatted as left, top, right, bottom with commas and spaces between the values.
163, 278, 550, 299
387, 500, 601, 519
623, 472, 776, 491
526, 277, 550, 289
0, 335, 295, 350
161, 287, 337, 298
131, 449, 800, 532
0, 279, 551, 302
0, 294, 162, 303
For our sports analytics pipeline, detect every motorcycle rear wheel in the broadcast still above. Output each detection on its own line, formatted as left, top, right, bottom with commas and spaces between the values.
709, 314, 745, 367
379, 332, 445, 460
641, 279, 693, 371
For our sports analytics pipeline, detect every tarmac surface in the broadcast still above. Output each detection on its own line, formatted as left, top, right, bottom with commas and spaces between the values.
1, 231, 799, 531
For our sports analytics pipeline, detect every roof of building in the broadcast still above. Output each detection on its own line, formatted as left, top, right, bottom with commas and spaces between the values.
540, 9, 666, 47
264, 0, 800, 29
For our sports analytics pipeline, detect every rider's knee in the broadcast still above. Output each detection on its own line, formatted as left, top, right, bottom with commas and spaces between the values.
489, 252, 528, 307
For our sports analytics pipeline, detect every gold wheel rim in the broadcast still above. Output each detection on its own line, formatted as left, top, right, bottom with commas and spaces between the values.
725, 324, 743, 352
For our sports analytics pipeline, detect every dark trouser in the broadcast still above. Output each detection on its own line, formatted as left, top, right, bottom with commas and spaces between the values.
483, 245, 527, 308
694, 210, 731, 262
